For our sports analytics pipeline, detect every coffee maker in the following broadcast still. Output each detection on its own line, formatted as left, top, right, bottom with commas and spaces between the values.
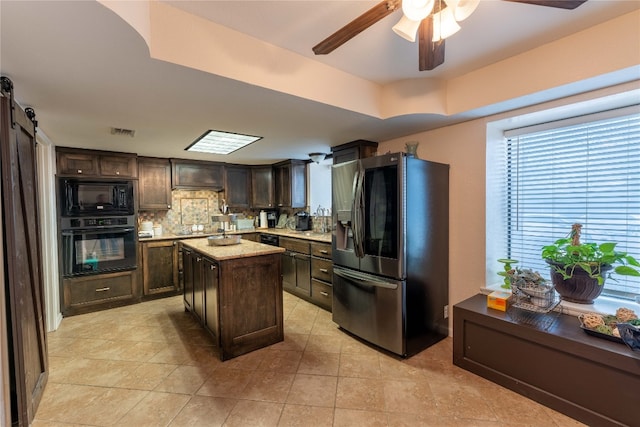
266, 210, 278, 228
295, 211, 311, 231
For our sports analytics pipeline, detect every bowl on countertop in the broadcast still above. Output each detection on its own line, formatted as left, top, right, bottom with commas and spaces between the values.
207, 235, 242, 246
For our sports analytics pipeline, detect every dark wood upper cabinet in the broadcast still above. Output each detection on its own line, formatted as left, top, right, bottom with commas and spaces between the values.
99, 154, 138, 178
56, 150, 99, 176
57, 147, 138, 178
331, 139, 378, 164
224, 165, 251, 209
251, 165, 275, 208
138, 157, 172, 210
171, 159, 224, 190
274, 160, 306, 208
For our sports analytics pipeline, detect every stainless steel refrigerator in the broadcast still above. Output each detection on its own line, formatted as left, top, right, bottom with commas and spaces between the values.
331, 152, 449, 357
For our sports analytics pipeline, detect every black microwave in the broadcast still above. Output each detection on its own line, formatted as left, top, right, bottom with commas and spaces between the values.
59, 178, 134, 217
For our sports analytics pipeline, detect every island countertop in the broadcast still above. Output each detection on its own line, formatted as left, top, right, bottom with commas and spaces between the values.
180, 237, 285, 261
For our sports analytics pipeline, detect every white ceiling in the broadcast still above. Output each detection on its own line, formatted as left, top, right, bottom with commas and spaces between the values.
1, 0, 639, 164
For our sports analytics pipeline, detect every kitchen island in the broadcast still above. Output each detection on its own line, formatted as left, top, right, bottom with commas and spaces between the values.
180, 238, 285, 360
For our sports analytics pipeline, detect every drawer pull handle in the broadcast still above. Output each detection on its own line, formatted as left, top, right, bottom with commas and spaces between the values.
95, 287, 110, 292
320, 291, 329, 296
320, 268, 329, 273
320, 250, 328, 254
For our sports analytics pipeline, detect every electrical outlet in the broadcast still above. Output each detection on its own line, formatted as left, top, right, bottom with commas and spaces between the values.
444, 305, 449, 319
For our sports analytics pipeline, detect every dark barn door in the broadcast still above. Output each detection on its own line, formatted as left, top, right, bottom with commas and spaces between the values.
1, 76, 48, 426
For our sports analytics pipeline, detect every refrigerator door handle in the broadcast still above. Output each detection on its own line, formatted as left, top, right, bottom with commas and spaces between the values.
352, 166, 365, 258
334, 268, 398, 290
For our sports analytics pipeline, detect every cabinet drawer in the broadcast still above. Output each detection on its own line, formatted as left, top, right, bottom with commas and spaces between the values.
311, 257, 333, 283
64, 271, 135, 306
310, 242, 331, 259
279, 237, 310, 254
311, 279, 332, 311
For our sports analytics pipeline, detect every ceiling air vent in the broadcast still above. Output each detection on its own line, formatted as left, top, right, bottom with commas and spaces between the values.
110, 127, 136, 138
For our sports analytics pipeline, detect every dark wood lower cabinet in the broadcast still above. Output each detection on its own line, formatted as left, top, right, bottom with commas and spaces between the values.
182, 246, 283, 360
280, 237, 333, 311
453, 295, 640, 427
282, 251, 311, 298
241, 233, 260, 242
182, 247, 194, 312
192, 254, 204, 323
218, 254, 283, 360
61, 270, 139, 316
203, 258, 220, 346
140, 240, 179, 298
280, 237, 311, 299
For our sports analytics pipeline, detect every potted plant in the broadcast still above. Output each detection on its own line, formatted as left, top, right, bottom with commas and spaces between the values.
505, 267, 555, 308
541, 223, 640, 303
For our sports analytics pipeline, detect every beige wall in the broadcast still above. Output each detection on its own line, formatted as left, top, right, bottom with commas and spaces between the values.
381, 120, 487, 313
378, 80, 640, 329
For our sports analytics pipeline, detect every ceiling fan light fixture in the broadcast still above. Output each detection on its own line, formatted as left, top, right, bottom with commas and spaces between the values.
308, 152, 327, 164
432, 7, 461, 42
446, 0, 480, 22
402, 0, 435, 21
392, 15, 421, 42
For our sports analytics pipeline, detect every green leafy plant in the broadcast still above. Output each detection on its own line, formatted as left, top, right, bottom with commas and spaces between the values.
541, 223, 640, 285
505, 267, 548, 289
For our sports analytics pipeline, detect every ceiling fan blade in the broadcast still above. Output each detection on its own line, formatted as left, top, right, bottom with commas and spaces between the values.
313, 0, 401, 55
502, 0, 588, 10
418, 17, 445, 71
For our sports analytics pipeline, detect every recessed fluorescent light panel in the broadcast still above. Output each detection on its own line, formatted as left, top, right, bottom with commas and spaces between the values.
186, 130, 262, 155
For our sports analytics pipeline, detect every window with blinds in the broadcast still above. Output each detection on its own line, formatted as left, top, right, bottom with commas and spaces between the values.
502, 106, 640, 300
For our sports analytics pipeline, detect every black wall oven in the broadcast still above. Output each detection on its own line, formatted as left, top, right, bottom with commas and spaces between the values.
60, 216, 137, 277
59, 178, 134, 217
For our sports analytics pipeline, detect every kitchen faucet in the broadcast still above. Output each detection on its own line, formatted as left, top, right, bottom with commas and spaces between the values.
315, 205, 327, 233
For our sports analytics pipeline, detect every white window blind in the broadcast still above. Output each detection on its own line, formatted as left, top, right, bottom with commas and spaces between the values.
503, 106, 640, 300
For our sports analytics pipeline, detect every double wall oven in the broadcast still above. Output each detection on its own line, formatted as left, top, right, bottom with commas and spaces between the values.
59, 179, 137, 277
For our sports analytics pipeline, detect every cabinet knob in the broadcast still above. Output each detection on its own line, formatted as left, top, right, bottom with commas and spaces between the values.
197, 257, 202, 262
77, 169, 82, 174
116, 171, 120, 175
168, 204, 171, 209
210, 265, 217, 270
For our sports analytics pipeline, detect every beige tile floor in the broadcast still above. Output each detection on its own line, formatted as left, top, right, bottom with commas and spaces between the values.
34, 293, 586, 427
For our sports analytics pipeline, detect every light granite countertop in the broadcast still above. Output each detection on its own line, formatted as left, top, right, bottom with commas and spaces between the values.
256, 228, 332, 243
140, 228, 332, 244
180, 237, 285, 261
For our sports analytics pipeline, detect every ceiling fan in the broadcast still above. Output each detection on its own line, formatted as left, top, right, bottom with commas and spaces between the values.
312, 0, 588, 71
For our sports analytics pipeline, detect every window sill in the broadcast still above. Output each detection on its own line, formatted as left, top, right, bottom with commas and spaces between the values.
480, 284, 640, 318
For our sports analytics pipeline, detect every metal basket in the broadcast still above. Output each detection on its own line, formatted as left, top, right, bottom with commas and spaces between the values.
512, 284, 557, 311
507, 284, 561, 331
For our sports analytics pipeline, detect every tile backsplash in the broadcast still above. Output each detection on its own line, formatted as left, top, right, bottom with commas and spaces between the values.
139, 191, 331, 235
138, 189, 221, 234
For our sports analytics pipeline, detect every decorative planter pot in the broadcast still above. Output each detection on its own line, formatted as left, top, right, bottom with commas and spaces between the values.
547, 261, 612, 304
